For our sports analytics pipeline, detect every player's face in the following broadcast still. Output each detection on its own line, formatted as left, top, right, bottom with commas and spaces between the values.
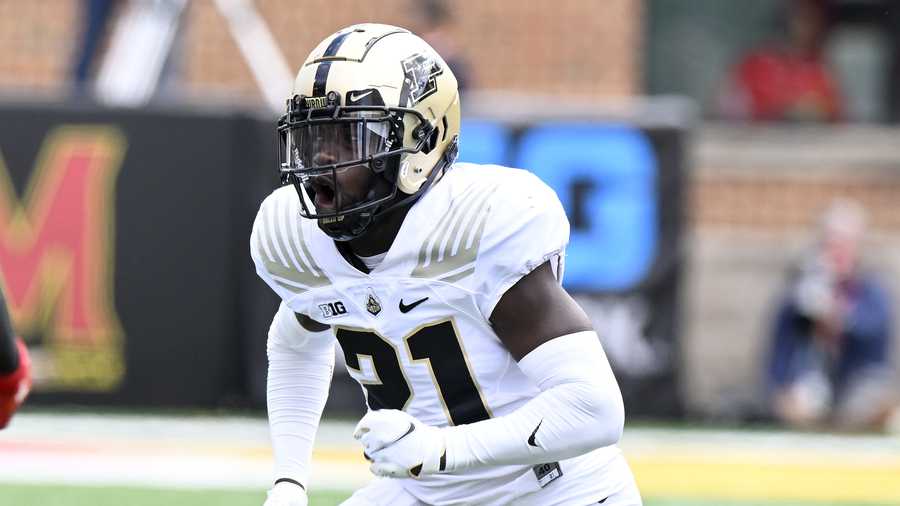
291, 118, 391, 214
307, 161, 374, 213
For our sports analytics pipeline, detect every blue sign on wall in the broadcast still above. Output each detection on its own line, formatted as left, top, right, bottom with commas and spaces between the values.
460, 121, 658, 292
458, 120, 510, 165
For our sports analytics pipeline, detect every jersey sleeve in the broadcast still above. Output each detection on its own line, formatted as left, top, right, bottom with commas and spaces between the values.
250, 188, 330, 311
250, 193, 294, 303
473, 172, 570, 318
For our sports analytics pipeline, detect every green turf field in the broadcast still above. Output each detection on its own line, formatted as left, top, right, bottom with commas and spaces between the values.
2, 484, 898, 506
0, 484, 341, 506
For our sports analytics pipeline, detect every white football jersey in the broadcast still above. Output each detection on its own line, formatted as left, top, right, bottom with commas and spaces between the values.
251, 162, 625, 505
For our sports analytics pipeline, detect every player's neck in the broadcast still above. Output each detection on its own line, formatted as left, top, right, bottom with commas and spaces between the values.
345, 202, 411, 257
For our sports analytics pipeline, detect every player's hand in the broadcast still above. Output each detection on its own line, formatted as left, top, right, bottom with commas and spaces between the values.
353, 409, 446, 479
263, 481, 308, 506
0, 338, 32, 429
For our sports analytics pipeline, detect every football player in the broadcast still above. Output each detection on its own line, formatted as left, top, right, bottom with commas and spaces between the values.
0, 284, 31, 429
254, 24, 642, 506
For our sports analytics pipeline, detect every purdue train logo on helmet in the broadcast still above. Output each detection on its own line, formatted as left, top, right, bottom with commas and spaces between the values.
277, 24, 461, 241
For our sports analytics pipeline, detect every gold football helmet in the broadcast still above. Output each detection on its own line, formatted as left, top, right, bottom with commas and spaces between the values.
277, 23, 460, 240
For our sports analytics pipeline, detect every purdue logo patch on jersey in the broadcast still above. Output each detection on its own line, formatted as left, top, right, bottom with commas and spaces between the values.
365, 288, 382, 316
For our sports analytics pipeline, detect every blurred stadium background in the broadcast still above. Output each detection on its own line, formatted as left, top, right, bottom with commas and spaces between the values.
1, 0, 900, 505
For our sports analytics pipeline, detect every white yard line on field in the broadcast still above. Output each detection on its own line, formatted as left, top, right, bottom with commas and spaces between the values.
2, 412, 900, 502
0, 412, 369, 491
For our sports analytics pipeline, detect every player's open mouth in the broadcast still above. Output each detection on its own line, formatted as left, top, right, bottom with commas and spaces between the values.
310, 177, 336, 209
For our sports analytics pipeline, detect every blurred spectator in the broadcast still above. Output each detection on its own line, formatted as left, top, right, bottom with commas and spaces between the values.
408, 0, 473, 93
718, 0, 843, 122
71, 0, 119, 97
766, 199, 897, 431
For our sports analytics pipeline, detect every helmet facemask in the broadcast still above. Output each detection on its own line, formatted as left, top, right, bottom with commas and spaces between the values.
277, 92, 436, 241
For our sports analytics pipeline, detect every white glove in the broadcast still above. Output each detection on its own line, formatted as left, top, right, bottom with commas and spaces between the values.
353, 409, 447, 479
263, 481, 308, 506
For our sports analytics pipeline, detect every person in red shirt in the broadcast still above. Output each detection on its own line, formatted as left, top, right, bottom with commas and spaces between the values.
719, 0, 843, 122
0, 285, 31, 429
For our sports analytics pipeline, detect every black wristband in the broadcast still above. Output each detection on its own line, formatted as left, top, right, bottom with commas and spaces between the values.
274, 478, 305, 491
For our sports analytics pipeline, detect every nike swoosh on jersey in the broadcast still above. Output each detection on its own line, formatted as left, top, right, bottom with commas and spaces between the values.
349, 90, 374, 102
399, 297, 429, 313
527, 419, 543, 447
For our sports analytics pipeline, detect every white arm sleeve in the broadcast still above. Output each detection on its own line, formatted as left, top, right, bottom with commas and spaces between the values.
442, 331, 623, 470
266, 302, 335, 487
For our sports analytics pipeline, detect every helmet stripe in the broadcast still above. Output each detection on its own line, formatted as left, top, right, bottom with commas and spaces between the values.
323, 31, 351, 57
312, 31, 352, 96
312, 61, 331, 97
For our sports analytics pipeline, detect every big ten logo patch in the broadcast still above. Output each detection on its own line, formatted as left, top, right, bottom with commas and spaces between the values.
318, 300, 347, 319
0, 126, 126, 391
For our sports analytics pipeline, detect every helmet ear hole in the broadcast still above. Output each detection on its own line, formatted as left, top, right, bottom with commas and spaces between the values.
421, 127, 440, 155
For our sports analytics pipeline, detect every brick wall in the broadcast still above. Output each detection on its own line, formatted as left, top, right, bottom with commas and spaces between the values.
0, 0, 640, 99
693, 176, 900, 231
0, 0, 79, 92
691, 125, 900, 232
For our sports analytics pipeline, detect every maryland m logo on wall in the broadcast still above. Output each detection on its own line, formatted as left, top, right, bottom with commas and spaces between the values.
0, 126, 125, 391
